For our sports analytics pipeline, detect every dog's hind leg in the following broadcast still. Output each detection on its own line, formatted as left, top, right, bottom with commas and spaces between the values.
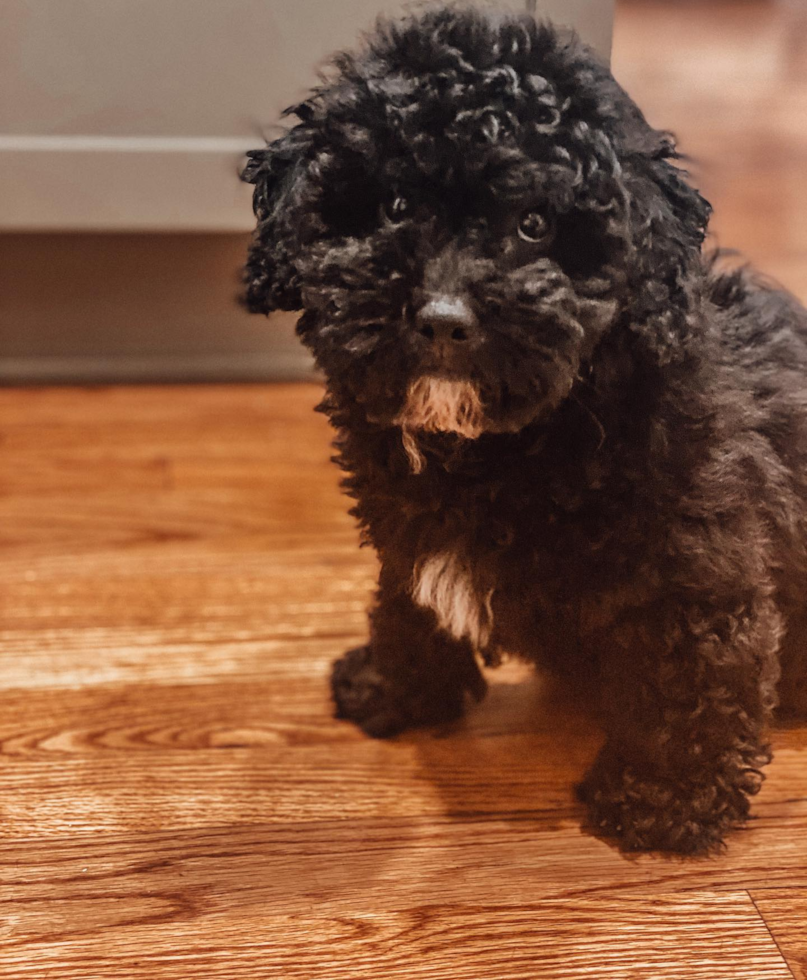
579, 591, 783, 854
776, 611, 807, 718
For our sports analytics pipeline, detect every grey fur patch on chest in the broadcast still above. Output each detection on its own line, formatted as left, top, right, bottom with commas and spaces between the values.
412, 550, 493, 649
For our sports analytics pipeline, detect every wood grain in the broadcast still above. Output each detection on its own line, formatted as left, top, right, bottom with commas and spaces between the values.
613, 0, 807, 305
1, 1, 807, 976
752, 890, 807, 980
0, 891, 795, 979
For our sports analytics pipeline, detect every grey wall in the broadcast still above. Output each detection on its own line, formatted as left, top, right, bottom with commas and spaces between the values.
0, 0, 614, 383
0, 233, 306, 383
0, 0, 613, 232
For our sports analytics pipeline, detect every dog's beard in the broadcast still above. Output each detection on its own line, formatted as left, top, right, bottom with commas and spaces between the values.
394, 375, 486, 473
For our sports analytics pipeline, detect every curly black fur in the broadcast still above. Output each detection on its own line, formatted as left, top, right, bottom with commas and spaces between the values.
242, 5, 807, 854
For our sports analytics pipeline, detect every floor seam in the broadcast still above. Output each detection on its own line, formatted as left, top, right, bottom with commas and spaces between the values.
748, 889, 797, 980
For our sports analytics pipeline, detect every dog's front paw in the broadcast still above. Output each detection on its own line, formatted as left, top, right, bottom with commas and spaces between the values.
331, 646, 413, 738
577, 756, 756, 855
331, 645, 473, 738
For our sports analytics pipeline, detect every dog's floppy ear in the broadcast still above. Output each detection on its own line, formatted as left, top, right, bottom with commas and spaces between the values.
646, 138, 712, 250
621, 135, 712, 362
241, 127, 312, 314
576, 57, 712, 252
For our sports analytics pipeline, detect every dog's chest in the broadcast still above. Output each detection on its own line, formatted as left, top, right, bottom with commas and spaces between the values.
411, 550, 494, 650
401, 446, 627, 652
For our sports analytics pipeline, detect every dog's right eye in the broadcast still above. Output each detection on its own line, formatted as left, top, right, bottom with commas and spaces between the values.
383, 195, 410, 223
517, 210, 554, 245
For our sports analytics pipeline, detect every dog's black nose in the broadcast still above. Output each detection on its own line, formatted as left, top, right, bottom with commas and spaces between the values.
416, 294, 479, 345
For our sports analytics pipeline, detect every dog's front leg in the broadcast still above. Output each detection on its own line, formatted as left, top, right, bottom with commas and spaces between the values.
331, 565, 487, 738
579, 596, 782, 854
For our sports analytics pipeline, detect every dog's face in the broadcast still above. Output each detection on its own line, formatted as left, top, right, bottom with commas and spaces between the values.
243, 8, 710, 447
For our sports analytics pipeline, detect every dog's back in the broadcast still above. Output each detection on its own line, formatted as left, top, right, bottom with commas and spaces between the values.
706, 261, 807, 609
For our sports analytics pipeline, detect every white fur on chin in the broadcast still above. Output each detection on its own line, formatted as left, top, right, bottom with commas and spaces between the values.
395, 375, 485, 473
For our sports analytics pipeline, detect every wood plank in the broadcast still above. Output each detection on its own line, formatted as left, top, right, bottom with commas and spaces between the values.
752, 889, 807, 980
0, 666, 805, 876
0, 382, 324, 426
0, 541, 375, 639
0, 891, 794, 980
0, 491, 351, 553
0, 662, 602, 836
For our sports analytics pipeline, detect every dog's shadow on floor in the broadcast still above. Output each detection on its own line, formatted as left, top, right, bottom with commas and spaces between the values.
398, 665, 807, 858
399, 662, 604, 838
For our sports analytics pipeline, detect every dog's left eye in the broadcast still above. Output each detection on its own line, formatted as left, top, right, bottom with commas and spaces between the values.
518, 210, 554, 245
384, 195, 410, 223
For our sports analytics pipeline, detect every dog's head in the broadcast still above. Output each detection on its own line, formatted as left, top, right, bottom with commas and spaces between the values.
243, 6, 710, 452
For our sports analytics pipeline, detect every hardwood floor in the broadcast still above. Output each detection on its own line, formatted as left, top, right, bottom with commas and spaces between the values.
613, 0, 807, 304
2, 2, 807, 977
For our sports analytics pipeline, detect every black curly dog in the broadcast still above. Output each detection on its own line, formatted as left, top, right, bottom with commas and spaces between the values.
242, 6, 807, 853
